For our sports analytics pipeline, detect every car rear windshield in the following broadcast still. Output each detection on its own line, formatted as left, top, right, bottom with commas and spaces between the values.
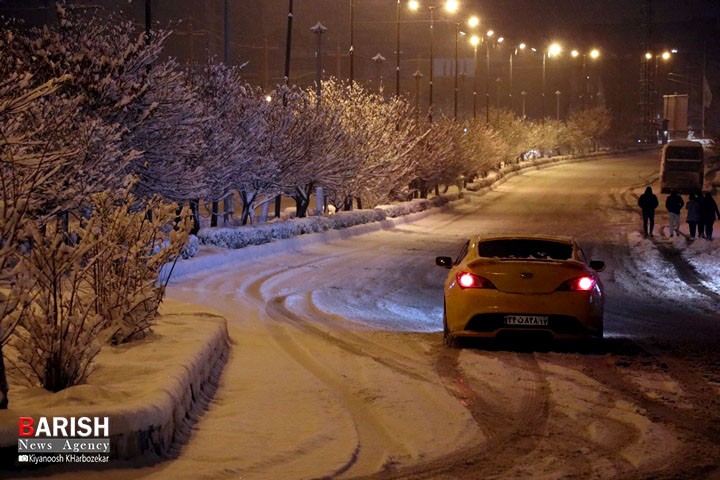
477, 239, 573, 260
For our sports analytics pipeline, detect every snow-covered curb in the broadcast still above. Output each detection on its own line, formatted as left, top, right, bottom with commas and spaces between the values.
191, 148, 647, 256
467, 148, 643, 193
164, 199, 469, 283
0, 301, 229, 466
195, 194, 462, 250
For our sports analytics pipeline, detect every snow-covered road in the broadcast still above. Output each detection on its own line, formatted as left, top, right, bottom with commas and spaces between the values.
33, 150, 720, 479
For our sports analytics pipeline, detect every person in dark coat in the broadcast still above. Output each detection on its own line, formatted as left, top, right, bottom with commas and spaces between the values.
685, 193, 702, 239
638, 186, 659, 237
665, 190, 684, 237
699, 192, 720, 240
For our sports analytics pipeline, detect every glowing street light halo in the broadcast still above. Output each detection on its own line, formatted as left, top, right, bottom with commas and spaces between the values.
444, 0, 459, 13
548, 42, 562, 57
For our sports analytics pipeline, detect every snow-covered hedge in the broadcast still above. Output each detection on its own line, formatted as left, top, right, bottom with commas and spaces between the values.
197, 193, 462, 250
182, 235, 201, 259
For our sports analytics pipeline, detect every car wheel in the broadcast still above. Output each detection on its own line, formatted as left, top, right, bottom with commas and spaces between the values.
443, 304, 459, 349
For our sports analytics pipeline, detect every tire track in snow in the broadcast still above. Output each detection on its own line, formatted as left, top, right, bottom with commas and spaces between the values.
268, 295, 430, 383
581, 351, 720, 479
350, 348, 550, 480
264, 295, 417, 478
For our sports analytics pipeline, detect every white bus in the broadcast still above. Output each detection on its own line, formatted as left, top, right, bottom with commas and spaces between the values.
659, 140, 704, 194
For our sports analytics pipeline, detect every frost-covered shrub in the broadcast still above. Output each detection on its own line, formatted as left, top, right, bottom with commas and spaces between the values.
182, 235, 200, 259
90, 190, 191, 345
196, 195, 460, 250
9, 221, 104, 393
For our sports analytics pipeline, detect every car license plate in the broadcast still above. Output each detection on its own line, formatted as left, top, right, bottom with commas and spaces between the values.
504, 315, 549, 326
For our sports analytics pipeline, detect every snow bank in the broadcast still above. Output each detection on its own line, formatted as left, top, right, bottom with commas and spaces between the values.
0, 300, 229, 464
196, 194, 461, 250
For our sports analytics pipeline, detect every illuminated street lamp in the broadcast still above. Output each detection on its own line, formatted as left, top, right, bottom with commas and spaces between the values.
571, 48, 601, 107
408, 0, 458, 122
647, 49, 673, 130
542, 42, 562, 119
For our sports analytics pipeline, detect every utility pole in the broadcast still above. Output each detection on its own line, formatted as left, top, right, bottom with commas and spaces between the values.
277, 0, 294, 220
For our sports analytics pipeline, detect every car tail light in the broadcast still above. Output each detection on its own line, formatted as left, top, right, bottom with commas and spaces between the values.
456, 272, 496, 289
558, 276, 596, 291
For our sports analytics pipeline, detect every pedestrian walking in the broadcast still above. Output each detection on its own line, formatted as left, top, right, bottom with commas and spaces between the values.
638, 186, 659, 237
685, 193, 702, 239
699, 191, 720, 240
665, 190, 684, 237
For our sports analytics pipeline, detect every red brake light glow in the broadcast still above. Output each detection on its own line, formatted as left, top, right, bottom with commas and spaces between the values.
561, 276, 596, 291
459, 273, 475, 288
577, 277, 595, 291
456, 272, 495, 289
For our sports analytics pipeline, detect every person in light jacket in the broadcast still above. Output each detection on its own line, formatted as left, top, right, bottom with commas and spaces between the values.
665, 190, 684, 237
699, 191, 720, 240
685, 193, 702, 239
638, 186, 659, 237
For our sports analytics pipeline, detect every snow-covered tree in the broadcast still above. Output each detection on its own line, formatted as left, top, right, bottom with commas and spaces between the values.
3, 5, 206, 204
566, 106, 612, 152
407, 118, 458, 197
267, 86, 350, 218
318, 79, 420, 210
191, 61, 258, 227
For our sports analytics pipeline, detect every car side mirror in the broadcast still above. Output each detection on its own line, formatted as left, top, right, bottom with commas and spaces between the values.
589, 260, 605, 272
435, 256, 453, 269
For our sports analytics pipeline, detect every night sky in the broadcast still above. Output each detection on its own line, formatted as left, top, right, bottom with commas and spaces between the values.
1, 0, 719, 132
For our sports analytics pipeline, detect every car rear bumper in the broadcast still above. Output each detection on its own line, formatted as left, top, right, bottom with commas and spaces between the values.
445, 291, 603, 339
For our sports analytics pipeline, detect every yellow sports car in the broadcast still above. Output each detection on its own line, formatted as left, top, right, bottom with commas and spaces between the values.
435, 235, 605, 346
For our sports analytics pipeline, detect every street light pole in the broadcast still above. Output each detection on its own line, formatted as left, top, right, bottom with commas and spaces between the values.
429, 5, 435, 122
521, 90, 527, 119
508, 43, 525, 114
284, 0, 294, 84
372, 53, 386, 93
471, 37, 479, 121
541, 43, 561, 120
454, 22, 460, 120
413, 69, 423, 121
542, 51, 546, 119
555, 90, 561, 120
349, 0, 354, 83
396, 0, 401, 97
311, 22, 328, 106
485, 32, 493, 125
